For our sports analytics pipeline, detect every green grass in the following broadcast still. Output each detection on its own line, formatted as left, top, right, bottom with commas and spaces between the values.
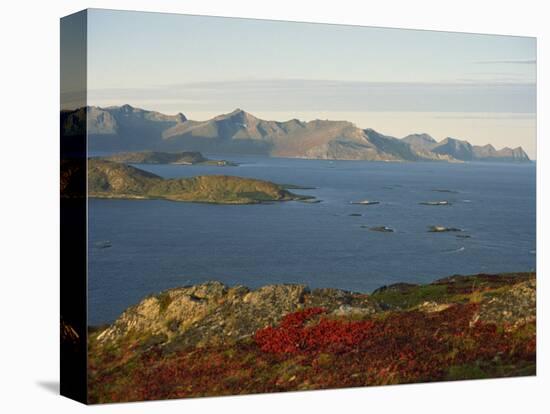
157, 292, 173, 314
237, 191, 276, 201
446, 363, 489, 380
371, 284, 448, 309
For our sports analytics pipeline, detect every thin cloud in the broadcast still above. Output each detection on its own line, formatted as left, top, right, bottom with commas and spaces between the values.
476, 59, 536, 65
87, 78, 535, 114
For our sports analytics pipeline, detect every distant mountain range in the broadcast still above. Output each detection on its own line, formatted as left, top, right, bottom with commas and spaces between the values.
61, 105, 531, 162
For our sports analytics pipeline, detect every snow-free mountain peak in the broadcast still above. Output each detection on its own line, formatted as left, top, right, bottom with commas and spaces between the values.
61, 105, 530, 162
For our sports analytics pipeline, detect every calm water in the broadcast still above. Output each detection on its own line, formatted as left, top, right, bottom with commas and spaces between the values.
88, 155, 536, 324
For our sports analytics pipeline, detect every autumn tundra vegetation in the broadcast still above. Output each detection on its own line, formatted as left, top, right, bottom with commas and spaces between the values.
84, 272, 536, 403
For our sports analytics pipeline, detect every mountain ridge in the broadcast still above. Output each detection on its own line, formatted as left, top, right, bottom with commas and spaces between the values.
62, 105, 531, 162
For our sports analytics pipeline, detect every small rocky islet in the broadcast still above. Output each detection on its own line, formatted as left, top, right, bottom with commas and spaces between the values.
432, 188, 459, 194
350, 199, 380, 205
85, 272, 536, 403
428, 225, 463, 233
369, 225, 395, 233
420, 200, 452, 206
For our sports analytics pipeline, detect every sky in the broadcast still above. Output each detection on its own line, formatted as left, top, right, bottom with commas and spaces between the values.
86, 9, 537, 157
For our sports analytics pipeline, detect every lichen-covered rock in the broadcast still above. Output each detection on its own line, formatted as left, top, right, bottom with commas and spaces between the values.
96, 282, 380, 348
415, 301, 452, 313
476, 278, 536, 329
331, 304, 378, 317
306, 288, 379, 315
94, 274, 535, 350
96, 281, 227, 343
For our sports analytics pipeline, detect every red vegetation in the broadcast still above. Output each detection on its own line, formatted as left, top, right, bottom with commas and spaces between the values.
254, 305, 535, 384
255, 307, 375, 354
88, 304, 536, 403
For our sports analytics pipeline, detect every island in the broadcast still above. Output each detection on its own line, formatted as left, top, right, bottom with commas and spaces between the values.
350, 200, 380, 205
369, 225, 395, 232
84, 272, 536, 403
88, 159, 313, 204
428, 225, 463, 233
432, 189, 459, 194
99, 151, 238, 166
420, 200, 451, 206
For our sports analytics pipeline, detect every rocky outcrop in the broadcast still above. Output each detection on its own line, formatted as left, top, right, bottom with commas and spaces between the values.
88, 273, 536, 403
93, 273, 535, 349
476, 278, 536, 328
96, 282, 380, 348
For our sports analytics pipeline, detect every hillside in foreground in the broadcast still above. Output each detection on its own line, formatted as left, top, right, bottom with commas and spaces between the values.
87, 159, 311, 204
87, 272, 535, 403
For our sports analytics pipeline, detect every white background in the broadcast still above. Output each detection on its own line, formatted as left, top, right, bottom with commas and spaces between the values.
0, 0, 547, 412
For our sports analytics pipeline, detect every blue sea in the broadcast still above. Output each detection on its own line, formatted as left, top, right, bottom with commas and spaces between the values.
88, 155, 536, 324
